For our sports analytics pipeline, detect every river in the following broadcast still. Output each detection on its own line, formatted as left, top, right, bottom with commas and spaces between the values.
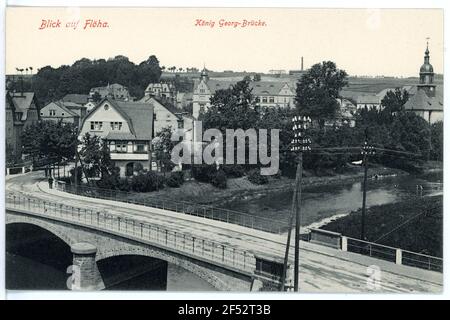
220, 171, 443, 232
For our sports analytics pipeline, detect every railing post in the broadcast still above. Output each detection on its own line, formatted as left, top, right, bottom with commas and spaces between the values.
192, 237, 195, 253
222, 245, 225, 262
202, 239, 205, 255
396, 248, 402, 265
165, 229, 168, 245
341, 236, 348, 252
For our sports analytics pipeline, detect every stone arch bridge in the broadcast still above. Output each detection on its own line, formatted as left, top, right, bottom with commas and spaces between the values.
6, 194, 289, 291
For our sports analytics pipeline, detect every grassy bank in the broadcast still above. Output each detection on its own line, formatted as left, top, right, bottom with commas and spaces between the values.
321, 195, 443, 257
125, 165, 407, 206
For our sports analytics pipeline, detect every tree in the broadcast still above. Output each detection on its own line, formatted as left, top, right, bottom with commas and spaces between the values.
253, 74, 261, 81
92, 91, 102, 103
152, 127, 176, 174
295, 61, 348, 128
79, 133, 103, 177
380, 88, 409, 122
430, 121, 443, 161
21, 120, 78, 162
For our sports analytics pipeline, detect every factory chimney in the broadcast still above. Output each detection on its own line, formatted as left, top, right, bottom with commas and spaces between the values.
301, 57, 304, 71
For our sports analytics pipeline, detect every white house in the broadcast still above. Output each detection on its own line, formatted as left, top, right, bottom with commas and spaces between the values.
78, 98, 154, 177
192, 68, 295, 119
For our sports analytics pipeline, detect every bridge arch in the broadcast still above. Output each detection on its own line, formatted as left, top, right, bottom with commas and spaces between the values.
6, 214, 77, 247
96, 245, 230, 291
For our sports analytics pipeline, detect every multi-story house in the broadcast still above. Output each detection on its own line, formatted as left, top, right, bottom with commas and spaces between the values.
89, 83, 130, 101
78, 98, 154, 177
192, 68, 295, 119
5, 91, 40, 162
144, 82, 175, 100
40, 101, 87, 128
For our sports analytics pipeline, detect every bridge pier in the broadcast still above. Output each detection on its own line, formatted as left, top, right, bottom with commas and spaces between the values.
70, 242, 105, 291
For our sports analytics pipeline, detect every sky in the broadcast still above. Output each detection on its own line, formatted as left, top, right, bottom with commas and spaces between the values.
5, 7, 444, 77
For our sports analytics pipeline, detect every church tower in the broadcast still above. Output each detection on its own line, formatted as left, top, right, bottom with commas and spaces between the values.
418, 41, 436, 97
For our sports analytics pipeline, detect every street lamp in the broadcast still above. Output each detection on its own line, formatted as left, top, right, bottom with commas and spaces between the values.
280, 115, 311, 292
360, 139, 375, 241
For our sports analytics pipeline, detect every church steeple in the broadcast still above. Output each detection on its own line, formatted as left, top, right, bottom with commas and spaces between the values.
200, 64, 209, 82
418, 39, 436, 97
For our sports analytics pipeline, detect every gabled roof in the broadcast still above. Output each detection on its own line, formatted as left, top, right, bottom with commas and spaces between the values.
5, 91, 39, 121
51, 101, 78, 117
81, 97, 154, 140
138, 95, 183, 119
193, 79, 294, 96
403, 89, 443, 111
62, 94, 90, 105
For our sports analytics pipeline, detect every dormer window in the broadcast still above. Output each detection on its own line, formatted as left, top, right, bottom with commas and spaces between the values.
104, 104, 109, 110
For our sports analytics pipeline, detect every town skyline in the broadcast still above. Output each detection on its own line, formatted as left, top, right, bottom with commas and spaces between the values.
6, 7, 443, 77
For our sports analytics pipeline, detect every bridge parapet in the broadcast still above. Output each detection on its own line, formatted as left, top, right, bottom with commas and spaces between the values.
6, 193, 286, 288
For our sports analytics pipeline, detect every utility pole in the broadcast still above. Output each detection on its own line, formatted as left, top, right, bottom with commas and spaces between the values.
360, 131, 375, 241
280, 115, 311, 292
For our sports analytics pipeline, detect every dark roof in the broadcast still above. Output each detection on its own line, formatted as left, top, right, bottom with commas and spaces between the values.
138, 95, 183, 118
403, 89, 443, 111
6, 91, 39, 121
52, 101, 78, 117
80, 97, 154, 140
193, 79, 294, 96
62, 94, 89, 105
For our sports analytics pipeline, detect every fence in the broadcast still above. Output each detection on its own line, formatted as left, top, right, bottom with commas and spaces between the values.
54, 181, 288, 234
343, 236, 443, 272
5, 193, 257, 275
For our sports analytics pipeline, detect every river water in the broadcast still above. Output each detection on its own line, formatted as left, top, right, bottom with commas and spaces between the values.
6, 171, 441, 291
221, 171, 443, 232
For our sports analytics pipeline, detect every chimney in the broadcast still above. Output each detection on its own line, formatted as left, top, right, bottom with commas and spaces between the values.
301, 57, 304, 71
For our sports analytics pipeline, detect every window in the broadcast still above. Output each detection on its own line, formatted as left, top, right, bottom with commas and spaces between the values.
136, 144, 146, 153
90, 121, 103, 131
200, 89, 205, 93
15, 112, 23, 119
178, 120, 184, 129
269, 97, 275, 103
153, 113, 157, 121
104, 104, 109, 110
255, 97, 260, 103
110, 121, 122, 130
262, 97, 268, 103
49, 109, 56, 116
116, 143, 127, 153
61, 113, 65, 116
40, 112, 43, 116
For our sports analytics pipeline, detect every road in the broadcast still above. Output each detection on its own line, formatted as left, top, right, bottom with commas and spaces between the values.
5, 171, 443, 293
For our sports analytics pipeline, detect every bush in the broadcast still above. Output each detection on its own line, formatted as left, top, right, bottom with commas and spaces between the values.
211, 169, 227, 189
166, 171, 184, 188
131, 171, 165, 192
222, 165, 245, 178
247, 168, 269, 185
192, 164, 217, 183
117, 178, 131, 192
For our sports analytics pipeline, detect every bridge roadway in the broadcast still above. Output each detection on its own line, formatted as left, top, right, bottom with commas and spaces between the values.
5, 172, 443, 293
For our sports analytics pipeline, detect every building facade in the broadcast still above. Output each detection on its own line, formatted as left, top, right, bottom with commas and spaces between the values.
89, 83, 130, 101
40, 101, 87, 128
144, 82, 175, 100
78, 98, 154, 177
192, 68, 295, 119
5, 91, 40, 163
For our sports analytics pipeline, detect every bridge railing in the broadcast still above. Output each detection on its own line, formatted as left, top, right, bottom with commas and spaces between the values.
6, 193, 257, 275
55, 181, 288, 234
344, 236, 443, 272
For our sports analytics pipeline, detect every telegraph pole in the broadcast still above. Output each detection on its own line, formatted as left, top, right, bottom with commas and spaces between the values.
360, 131, 375, 241
280, 115, 311, 292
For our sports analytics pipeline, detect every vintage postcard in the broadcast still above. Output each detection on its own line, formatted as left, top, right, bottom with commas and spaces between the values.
3, 6, 444, 295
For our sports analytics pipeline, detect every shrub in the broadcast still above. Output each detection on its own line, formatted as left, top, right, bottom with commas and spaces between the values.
131, 171, 164, 192
211, 169, 227, 189
166, 171, 184, 188
192, 164, 217, 183
117, 178, 131, 192
222, 165, 245, 178
247, 168, 269, 185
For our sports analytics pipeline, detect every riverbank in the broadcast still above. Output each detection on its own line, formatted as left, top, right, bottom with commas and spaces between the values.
128, 164, 411, 206
320, 195, 443, 257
